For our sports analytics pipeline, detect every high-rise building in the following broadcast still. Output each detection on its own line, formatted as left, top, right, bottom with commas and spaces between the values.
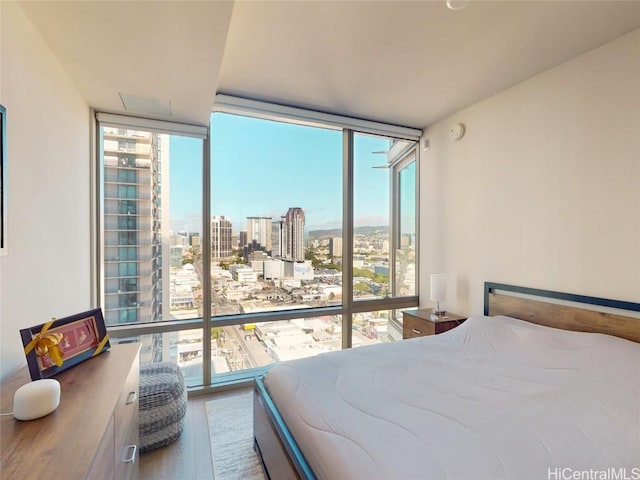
330, 237, 343, 260
102, 127, 169, 326
211, 215, 233, 258
170, 232, 188, 247
189, 232, 200, 248
238, 230, 248, 248
284, 207, 305, 261
247, 216, 272, 253
271, 217, 285, 258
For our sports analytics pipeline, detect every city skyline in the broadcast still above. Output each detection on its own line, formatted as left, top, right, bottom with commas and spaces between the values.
99, 115, 416, 382
168, 113, 395, 234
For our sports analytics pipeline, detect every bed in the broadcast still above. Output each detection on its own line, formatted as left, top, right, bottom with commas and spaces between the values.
253, 282, 640, 480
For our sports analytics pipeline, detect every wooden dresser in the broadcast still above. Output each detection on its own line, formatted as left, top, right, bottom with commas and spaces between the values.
1, 343, 140, 480
403, 309, 467, 339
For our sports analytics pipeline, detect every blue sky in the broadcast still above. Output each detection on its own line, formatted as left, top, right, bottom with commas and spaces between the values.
169, 113, 393, 233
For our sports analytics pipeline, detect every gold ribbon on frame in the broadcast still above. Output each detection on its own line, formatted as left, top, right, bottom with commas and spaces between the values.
92, 334, 110, 357
23, 318, 65, 367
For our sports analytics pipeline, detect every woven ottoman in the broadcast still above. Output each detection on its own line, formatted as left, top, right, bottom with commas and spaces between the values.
139, 362, 187, 453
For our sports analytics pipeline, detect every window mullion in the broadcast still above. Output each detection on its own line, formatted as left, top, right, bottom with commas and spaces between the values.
202, 131, 212, 387
390, 162, 399, 298
342, 129, 354, 349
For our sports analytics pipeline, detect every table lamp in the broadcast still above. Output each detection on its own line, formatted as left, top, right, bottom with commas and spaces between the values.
430, 274, 446, 316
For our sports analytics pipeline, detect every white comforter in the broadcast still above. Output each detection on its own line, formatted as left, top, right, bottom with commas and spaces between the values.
264, 315, 640, 480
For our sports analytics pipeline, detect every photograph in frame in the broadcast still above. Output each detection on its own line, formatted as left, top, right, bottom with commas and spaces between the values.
20, 308, 110, 381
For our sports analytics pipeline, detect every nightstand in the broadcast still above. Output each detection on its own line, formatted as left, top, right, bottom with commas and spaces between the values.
402, 309, 467, 339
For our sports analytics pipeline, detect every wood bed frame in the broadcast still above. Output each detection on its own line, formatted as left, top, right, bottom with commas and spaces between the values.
253, 282, 640, 480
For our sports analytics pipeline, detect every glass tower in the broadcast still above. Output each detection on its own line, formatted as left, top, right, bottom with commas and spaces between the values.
102, 128, 167, 325
284, 207, 305, 261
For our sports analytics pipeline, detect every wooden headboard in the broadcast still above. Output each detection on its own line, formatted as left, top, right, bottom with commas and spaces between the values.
484, 282, 640, 343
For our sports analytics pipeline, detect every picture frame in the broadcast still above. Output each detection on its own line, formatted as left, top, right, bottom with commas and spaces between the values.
20, 308, 111, 381
0, 104, 6, 255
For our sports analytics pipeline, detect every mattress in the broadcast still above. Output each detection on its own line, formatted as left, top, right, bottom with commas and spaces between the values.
263, 315, 640, 480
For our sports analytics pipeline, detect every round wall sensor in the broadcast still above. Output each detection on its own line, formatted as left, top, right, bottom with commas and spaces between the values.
449, 123, 465, 141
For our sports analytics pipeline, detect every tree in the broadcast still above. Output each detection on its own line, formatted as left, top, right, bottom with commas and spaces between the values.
323, 263, 342, 271
374, 273, 388, 284
353, 268, 374, 279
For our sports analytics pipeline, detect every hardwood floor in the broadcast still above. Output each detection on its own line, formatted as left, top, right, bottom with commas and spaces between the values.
139, 387, 252, 479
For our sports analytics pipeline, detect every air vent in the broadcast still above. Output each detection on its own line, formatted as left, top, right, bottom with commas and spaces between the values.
119, 93, 171, 117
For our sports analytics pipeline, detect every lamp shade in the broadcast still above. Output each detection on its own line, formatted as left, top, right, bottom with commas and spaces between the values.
430, 274, 446, 302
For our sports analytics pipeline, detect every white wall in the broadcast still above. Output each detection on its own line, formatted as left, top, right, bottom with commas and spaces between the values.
0, 2, 91, 381
420, 29, 640, 315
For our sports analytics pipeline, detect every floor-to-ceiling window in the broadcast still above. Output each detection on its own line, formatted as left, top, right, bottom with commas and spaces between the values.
352, 134, 418, 342
98, 114, 206, 387
97, 99, 420, 390
206, 113, 344, 375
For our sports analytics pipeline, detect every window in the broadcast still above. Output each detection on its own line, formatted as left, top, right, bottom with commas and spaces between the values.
119, 247, 137, 261
353, 309, 407, 343
97, 102, 420, 389
118, 262, 138, 276
117, 216, 136, 230
119, 293, 138, 308
118, 154, 135, 167
119, 278, 138, 292
117, 231, 137, 245
210, 315, 343, 374
117, 169, 137, 183
99, 119, 205, 385
118, 138, 137, 152
118, 309, 138, 323
210, 113, 343, 316
395, 160, 417, 297
118, 200, 136, 215
118, 185, 137, 199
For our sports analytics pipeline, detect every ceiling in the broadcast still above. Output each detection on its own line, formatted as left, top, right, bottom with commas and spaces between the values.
19, 0, 640, 129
